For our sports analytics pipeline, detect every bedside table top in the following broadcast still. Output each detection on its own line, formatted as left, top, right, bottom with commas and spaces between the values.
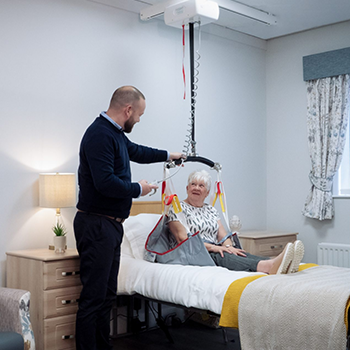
6, 248, 79, 261
239, 230, 298, 239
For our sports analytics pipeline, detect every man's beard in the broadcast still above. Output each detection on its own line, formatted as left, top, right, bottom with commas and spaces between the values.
123, 120, 135, 133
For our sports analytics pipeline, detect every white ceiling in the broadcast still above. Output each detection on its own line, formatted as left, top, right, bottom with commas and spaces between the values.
89, 0, 350, 40
216, 0, 350, 39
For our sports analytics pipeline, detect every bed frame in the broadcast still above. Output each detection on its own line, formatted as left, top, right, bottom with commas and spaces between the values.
130, 200, 162, 216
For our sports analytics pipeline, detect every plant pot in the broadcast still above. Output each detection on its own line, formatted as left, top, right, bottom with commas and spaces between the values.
54, 236, 67, 253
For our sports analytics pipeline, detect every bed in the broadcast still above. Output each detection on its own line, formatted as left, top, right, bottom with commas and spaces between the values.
117, 201, 350, 350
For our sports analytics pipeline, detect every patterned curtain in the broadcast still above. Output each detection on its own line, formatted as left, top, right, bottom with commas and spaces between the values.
302, 74, 350, 220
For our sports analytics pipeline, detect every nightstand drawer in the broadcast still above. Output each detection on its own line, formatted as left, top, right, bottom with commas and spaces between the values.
259, 242, 284, 254
44, 314, 76, 350
43, 259, 81, 290
239, 231, 298, 257
256, 236, 295, 256
44, 286, 82, 319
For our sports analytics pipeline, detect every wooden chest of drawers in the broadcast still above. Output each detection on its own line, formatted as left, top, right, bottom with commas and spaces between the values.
238, 231, 298, 257
6, 249, 81, 350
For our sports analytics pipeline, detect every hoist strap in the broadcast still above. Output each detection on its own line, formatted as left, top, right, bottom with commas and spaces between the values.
164, 194, 182, 214
212, 182, 226, 213
161, 193, 166, 213
218, 232, 235, 245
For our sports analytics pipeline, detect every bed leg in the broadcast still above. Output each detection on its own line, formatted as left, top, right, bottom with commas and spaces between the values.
222, 327, 228, 344
127, 296, 135, 334
156, 303, 174, 343
158, 302, 162, 318
145, 300, 150, 329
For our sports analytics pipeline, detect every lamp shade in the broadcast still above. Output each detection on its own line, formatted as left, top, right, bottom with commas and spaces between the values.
39, 173, 76, 208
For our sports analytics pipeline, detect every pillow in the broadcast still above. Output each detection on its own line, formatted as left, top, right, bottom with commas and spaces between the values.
120, 234, 133, 258
123, 213, 162, 260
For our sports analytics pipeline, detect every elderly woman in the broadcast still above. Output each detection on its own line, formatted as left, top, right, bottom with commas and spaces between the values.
166, 170, 304, 274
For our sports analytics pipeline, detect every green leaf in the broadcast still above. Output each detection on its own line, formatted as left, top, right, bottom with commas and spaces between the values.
52, 222, 67, 236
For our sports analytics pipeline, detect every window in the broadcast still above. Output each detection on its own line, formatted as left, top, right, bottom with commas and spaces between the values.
333, 109, 350, 197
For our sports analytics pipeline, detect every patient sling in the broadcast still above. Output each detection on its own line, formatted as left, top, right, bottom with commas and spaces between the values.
144, 167, 215, 266
144, 162, 241, 266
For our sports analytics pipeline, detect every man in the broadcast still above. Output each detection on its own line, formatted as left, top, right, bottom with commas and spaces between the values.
74, 86, 184, 350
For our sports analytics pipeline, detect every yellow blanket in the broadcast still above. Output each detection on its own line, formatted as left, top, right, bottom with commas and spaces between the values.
219, 263, 319, 328
219, 274, 266, 328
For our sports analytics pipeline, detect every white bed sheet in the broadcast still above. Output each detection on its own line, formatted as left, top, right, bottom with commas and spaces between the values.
117, 213, 263, 315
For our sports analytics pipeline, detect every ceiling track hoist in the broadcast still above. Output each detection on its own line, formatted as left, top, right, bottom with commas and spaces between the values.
141, 0, 248, 254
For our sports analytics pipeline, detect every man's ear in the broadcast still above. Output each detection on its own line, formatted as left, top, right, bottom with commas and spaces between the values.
124, 104, 132, 119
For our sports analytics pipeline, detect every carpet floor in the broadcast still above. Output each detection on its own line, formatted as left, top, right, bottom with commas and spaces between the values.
110, 320, 241, 350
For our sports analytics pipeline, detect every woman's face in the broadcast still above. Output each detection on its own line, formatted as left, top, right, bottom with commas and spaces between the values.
186, 179, 210, 204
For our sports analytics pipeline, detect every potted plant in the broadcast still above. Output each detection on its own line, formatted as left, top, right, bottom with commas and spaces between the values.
52, 222, 67, 253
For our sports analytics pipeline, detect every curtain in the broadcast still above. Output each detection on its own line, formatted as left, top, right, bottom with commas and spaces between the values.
302, 74, 350, 220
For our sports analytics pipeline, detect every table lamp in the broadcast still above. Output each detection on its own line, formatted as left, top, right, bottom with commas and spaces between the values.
39, 173, 76, 249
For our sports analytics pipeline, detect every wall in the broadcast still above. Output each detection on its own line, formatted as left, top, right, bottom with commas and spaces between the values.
0, 0, 267, 286
266, 21, 350, 264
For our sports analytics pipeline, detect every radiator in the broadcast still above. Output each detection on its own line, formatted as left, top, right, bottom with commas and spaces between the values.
317, 243, 350, 268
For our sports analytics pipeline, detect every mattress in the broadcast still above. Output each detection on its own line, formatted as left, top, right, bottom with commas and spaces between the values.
117, 213, 263, 315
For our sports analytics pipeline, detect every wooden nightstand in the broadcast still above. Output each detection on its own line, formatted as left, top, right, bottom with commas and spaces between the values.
6, 248, 81, 350
238, 231, 298, 257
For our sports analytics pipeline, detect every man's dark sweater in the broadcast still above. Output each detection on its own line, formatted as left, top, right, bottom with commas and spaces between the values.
77, 116, 167, 218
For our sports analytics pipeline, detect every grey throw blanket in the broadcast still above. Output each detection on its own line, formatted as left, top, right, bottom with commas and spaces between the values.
238, 266, 350, 350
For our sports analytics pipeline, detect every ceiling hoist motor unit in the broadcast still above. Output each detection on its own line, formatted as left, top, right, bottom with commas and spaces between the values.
164, 0, 219, 28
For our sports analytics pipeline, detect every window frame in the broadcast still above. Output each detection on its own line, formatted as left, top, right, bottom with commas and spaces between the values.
333, 109, 350, 198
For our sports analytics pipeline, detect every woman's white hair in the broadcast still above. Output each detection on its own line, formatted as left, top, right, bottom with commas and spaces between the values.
187, 170, 212, 191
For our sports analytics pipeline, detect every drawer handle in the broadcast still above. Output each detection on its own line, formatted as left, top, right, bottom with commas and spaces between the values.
62, 271, 80, 276
62, 335, 75, 340
270, 245, 283, 249
62, 298, 80, 305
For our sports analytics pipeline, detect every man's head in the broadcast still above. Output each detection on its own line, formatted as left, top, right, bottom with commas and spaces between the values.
108, 86, 146, 133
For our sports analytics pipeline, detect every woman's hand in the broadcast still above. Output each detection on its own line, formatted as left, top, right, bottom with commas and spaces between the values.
227, 247, 247, 257
206, 244, 247, 258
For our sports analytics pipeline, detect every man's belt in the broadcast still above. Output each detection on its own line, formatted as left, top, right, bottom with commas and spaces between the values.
77, 210, 125, 224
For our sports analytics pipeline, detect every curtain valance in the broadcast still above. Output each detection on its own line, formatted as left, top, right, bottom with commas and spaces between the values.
303, 47, 350, 81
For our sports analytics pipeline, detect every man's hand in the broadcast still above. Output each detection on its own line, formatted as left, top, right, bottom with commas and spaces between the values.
139, 179, 158, 196
169, 152, 186, 161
